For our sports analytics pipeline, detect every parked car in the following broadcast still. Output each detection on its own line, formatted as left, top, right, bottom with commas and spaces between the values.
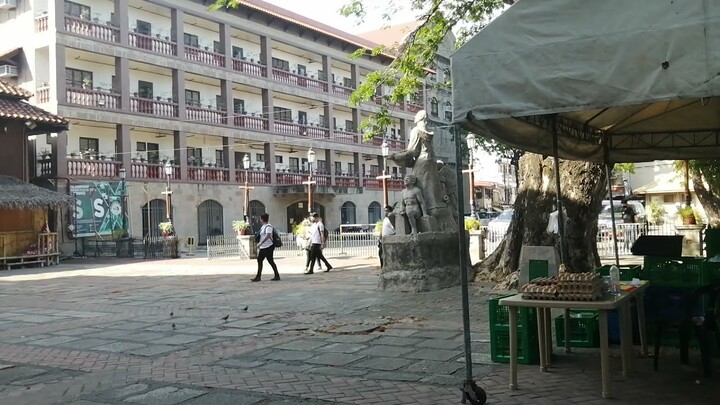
487, 209, 514, 240
597, 200, 646, 230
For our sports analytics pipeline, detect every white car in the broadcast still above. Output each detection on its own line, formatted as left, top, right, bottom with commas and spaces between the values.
487, 209, 514, 241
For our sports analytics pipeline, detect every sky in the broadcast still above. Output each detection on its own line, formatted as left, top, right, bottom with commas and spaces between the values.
260, 0, 422, 34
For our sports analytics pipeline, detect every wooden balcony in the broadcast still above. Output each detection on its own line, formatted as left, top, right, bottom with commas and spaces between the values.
185, 47, 225, 68
232, 58, 266, 78
273, 121, 329, 139
130, 97, 178, 118
35, 15, 48, 32
66, 87, 121, 109
235, 169, 270, 184
129, 162, 181, 180
276, 172, 306, 185
233, 114, 269, 131
407, 102, 423, 113
333, 129, 360, 144
335, 175, 360, 188
272, 69, 328, 92
67, 158, 121, 178
332, 84, 354, 98
186, 105, 226, 124
188, 166, 230, 182
129, 32, 176, 56
65, 15, 118, 42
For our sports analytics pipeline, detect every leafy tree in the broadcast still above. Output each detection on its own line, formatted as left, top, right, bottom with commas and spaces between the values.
675, 160, 720, 226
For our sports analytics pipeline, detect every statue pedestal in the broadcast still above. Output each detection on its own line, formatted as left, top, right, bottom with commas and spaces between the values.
674, 224, 706, 257
379, 231, 474, 292
237, 235, 257, 259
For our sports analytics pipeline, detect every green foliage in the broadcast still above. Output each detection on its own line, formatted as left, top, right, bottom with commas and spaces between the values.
292, 221, 309, 236
678, 206, 695, 219
647, 202, 666, 225
232, 220, 251, 232
158, 221, 174, 233
464, 217, 481, 231
613, 163, 635, 174
374, 220, 383, 235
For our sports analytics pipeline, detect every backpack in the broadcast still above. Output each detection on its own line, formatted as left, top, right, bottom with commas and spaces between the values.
322, 227, 329, 240
272, 228, 283, 247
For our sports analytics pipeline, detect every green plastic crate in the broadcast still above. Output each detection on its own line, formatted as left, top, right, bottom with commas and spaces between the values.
641, 257, 707, 288
703, 261, 720, 285
490, 325, 539, 364
555, 311, 599, 348
595, 265, 641, 281
488, 295, 537, 329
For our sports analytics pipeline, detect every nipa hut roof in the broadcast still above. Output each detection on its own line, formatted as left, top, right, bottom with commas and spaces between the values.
0, 175, 74, 209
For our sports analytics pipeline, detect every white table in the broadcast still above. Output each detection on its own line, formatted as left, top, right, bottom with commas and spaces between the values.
499, 281, 649, 398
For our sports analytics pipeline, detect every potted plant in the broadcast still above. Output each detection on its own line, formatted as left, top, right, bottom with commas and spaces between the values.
40, 148, 50, 159
232, 220, 252, 236
678, 206, 697, 225
158, 221, 174, 237
82, 78, 92, 90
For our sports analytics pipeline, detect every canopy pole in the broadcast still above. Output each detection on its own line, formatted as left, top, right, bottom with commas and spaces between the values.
552, 119, 568, 264
605, 163, 621, 266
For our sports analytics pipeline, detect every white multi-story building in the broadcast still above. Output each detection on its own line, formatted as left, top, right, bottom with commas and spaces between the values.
0, 0, 455, 245
470, 148, 516, 211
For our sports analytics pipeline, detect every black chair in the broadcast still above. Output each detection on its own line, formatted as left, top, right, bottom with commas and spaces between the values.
652, 283, 720, 377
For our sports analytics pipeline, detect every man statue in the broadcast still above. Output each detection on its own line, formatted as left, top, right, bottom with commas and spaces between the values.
437, 160, 458, 224
400, 174, 427, 234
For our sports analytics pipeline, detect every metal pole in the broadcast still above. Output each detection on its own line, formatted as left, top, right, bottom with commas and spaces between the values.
552, 121, 567, 264
382, 168, 388, 208
121, 177, 128, 237
244, 169, 249, 223
454, 126, 485, 404
308, 163, 313, 213
605, 163, 621, 266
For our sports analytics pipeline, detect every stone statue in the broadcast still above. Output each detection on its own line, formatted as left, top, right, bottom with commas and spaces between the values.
400, 174, 426, 234
388, 110, 456, 232
437, 160, 458, 224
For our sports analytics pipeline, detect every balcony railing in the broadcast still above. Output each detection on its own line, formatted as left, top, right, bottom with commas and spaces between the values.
36, 86, 50, 103
407, 102, 423, 113
66, 87, 121, 109
314, 174, 331, 186
129, 32, 176, 56
129, 162, 180, 180
68, 158, 120, 178
335, 175, 360, 188
130, 97, 178, 118
35, 15, 49, 32
333, 129, 359, 144
65, 16, 118, 42
273, 121, 329, 139
37, 158, 53, 177
272, 69, 328, 92
186, 105, 226, 124
276, 172, 306, 185
185, 47, 225, 68
232, 58, 266, 78
236, 169, 270, 184
188, 166, 230, 182
332, 84, 354, 98
233, 114, 269, 131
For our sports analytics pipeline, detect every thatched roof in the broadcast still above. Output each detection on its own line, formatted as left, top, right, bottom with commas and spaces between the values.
0, 176, 74, 209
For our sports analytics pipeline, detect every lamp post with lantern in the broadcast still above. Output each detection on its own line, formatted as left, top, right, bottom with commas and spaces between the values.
119, 167, 128, 237
302, 148, 317, 214
239, 153, 254, 222
462, 133, 477, 217
375, 140, 391, 207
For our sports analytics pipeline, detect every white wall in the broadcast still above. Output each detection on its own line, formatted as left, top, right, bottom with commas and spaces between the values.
128, 69, 172, 98
66, 56, 115, 90
184, 19, 219, 50
131, 130, 174, 161
231, 90, 262, 114
128, 6, 171, 37
273, 98, 324, 125
271, 48, 323, 78
66, 124, 116, 156
185, 79, 221, 108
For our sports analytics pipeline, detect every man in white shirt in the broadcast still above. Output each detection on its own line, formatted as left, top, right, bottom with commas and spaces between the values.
251, 213, 280, 282
379, 204, 396, 268
305, 212, 332, 275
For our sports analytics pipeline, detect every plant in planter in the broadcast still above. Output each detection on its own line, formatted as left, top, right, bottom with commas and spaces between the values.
678, 206, 697, 225
232, 220, 252, 236
464, 217, 481, 231
158, 221, 174, 237
82, 78, 92, 90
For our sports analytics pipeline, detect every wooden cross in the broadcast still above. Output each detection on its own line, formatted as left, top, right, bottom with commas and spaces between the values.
302, 176, 317, 213
161, 189, 173, 220
239, 183, 255, 221
375, 172, 392, 207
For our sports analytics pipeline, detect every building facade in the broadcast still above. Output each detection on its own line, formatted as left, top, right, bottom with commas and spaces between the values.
0, 0, 455, 246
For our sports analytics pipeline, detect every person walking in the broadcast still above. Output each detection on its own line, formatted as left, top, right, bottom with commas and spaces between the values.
305, 212, 332, 274
298, 215, 322, 272
252, 213, 280, 282
379, 204, 395, 268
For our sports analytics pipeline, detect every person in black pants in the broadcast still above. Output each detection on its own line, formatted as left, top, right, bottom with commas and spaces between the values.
252, 213, 280, 282
305, 212, 332, 275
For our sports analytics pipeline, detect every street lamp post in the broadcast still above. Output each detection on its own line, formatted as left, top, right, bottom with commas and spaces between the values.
239, 153, 254, 222
376, 140, 391, 207
162, 161, 173, 222
303, 148, 317, 214
119, 168, 128, 237
462, 133, 477, 217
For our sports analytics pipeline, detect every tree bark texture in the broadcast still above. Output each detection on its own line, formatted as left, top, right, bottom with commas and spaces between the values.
692, 169, 720, 227
476, 153, 606, 283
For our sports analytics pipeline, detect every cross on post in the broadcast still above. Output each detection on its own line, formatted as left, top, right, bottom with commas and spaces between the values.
375, 171, 392, 207
302, 177, 317, 214
239, 183, 254, 222
462, 167, 476, 217
161, 188, 173, 221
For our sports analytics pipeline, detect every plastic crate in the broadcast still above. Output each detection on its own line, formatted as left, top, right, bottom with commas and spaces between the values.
703, 261, 720, 285
641, 257, 707, 288
488, 295, 537, 330
595, 265, 641, 281
490, 325, 539, 364
555, 311, 599, 348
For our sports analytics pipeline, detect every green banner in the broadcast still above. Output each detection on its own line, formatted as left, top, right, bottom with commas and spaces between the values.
69, 181, 125, 238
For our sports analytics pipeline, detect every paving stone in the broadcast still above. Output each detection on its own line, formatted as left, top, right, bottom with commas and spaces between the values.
123, 387, 206, 404
0, 367, 47, 384
152, 334, 207, 345
356, 345, 415, 358
0, 364, 14, 370
121, 332, 168, 342
307, 366, 369, 377
416, 339, 463, 350
127, 345, 178, 357
13, 314, 67, 323
90, 342, 146, 353
58, 339, 115, 350
224, 319, 270, 328
305, 353, 364, 366
274, 339, 327, 351
216, 359, 266, 369
412, 330, 461, 339
365, 371, 423, 382
178, 389, 266, 405
405, 360, 465, 375
53, 328, 105, 336
371, 336, 424, 347
259, 362, 315, 373
326, 334, 378, 344
353, 356, 412, 371
420, 374, 462, 386
210, 329, 260, 337
406, 349, 461, 362
175, 326, 218, 335
107, 383, 150, 399
27, 335, 81, 346
91, 330, 141, 340
263, 350, 314, 361
316, 342, 368, 353
376, 328, 421, 337
104, 322, 151, 330
67, 401, 114, 405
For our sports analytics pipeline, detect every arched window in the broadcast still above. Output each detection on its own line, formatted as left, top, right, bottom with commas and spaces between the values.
430, 98, 439, 117
141, 199, 167, 238
197, 200, 224, 244
368, 201, 382, 224
445, 101, 453, 120
443, 67, 451, 82
248, 200, 266, 233
341, 201, 357, 224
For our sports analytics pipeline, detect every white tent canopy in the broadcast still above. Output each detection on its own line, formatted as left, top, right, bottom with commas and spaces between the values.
451, 0, 720, 163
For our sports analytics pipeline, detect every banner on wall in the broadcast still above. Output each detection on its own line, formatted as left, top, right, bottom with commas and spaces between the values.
68, 181, 125, 238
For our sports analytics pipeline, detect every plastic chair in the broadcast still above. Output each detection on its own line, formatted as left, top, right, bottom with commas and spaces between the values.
652, 283, 720, 377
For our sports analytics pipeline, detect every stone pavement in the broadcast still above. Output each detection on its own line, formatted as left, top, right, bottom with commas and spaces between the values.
0, 254, 717, 404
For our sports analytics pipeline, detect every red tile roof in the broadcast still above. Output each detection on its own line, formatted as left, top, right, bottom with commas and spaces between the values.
0, 80, 68, 126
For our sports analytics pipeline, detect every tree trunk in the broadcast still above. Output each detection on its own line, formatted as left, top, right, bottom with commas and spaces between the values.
692, 169, 720, 227
476, 153, 606, 284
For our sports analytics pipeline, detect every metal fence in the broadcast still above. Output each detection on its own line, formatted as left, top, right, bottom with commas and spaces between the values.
82, 236, 168, 259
